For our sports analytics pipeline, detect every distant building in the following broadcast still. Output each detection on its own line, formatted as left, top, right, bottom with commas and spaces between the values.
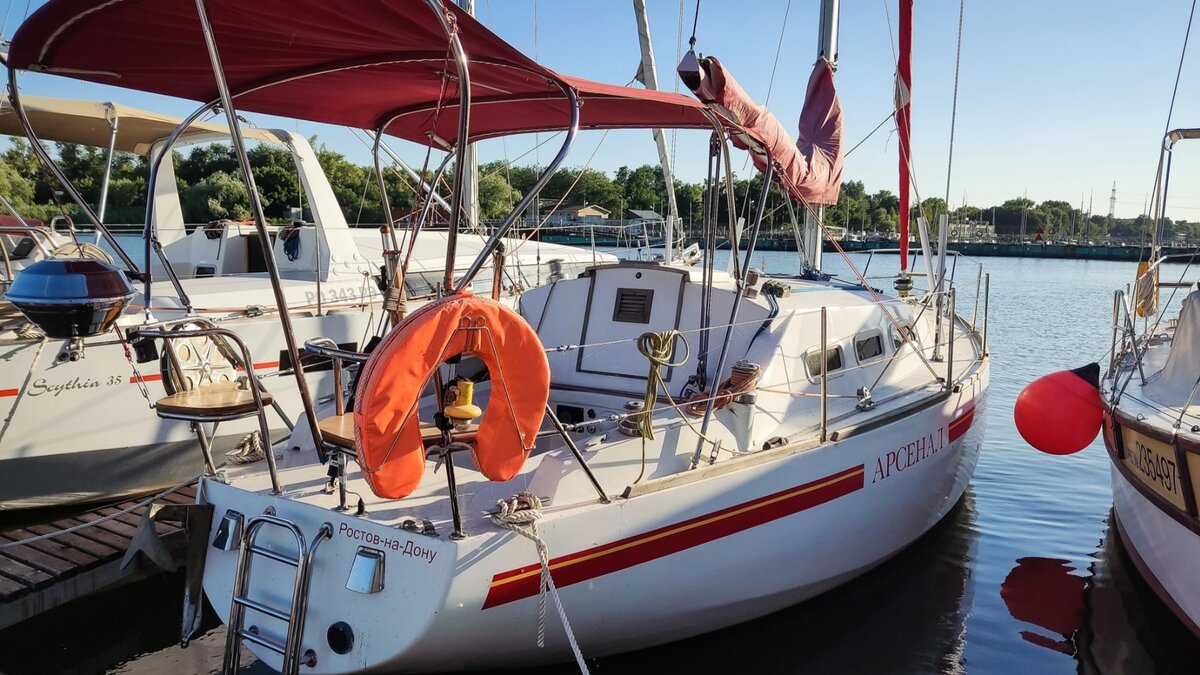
949, 221, 994, 239
544, 203, 611, 225
625, 208, 662, 222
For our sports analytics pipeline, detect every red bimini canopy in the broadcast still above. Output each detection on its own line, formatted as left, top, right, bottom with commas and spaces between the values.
8, 0, 714, 146
9, 0, 838, 205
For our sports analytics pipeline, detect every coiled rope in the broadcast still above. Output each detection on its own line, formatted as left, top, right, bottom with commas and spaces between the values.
634, 330, 690, 440
491, 492, 590, 674
684, 360, 760, 417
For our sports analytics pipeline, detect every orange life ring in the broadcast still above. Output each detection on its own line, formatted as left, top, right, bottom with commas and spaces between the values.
353, 292, 550, 499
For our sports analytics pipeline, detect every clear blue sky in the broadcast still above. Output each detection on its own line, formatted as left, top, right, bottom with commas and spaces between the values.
3, 0, 1198, 220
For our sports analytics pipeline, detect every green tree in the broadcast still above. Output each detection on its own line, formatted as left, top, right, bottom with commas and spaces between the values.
180, 170, 254, 221
478, 172, 520, 219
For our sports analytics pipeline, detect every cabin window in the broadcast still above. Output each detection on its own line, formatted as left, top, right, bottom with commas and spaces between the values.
855, 331, 885, 362
613, 288, 654, 324
806, 346, 844, 378
891, 322, 913, 349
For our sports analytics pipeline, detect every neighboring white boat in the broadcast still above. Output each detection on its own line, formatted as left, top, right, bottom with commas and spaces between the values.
4, 0, 989, 672
1103, 129, 1200, 637
1018, 127, 1200, 640
0, 105, 611, 510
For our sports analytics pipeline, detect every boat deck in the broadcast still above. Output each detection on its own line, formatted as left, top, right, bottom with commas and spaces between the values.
0, 486, 197, 630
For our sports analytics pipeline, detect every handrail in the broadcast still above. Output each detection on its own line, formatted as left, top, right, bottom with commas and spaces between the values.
1134, 251, 1200, 284
0, 226, 55, 258
304, 337, 370, 365
861, 248, 973, 284
5, 69, 141, 275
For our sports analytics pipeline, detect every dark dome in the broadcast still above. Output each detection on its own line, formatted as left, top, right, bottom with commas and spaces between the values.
5, 258, 136, 338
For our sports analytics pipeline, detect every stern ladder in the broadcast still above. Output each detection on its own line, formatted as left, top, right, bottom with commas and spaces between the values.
222, 515, 333, 675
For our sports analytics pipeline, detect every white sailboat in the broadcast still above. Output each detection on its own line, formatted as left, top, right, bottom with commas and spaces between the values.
0, 100, 609, 511
5, 0, 990, 672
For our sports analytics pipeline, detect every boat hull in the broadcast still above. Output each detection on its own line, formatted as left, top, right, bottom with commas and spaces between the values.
199, 366, 987, 673
0, 311, 371, 510
1110, 462, 1200, 637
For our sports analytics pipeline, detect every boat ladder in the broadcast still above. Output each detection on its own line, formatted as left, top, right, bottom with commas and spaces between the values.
222, 515, 333, 675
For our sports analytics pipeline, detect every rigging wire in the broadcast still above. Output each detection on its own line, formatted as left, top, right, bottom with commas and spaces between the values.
688, 0, 701, 49
1141, 0, 1196, 251
845, 112, 895, 158
762, 0, 792, 107
1, 0, 13, 39
1111, 0, 1200, 402
942, 0, 965, 209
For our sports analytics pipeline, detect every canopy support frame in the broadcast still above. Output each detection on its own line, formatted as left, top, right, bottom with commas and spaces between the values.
193, 0, 323, 485
4, 68, 141, 275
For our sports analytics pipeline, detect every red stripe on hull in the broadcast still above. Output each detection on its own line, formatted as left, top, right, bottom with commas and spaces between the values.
129, 361, 280, 385
0, 388, 17, 398
949, 405, 975, 442
483, 464, 865, 610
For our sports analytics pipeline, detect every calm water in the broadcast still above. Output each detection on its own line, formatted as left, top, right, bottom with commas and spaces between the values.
3, 252, 1200, 674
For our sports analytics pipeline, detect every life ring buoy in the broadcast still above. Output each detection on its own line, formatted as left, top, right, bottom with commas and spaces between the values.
353, 292, 550, 499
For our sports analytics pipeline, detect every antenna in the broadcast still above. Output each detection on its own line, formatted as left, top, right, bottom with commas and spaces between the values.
1107, 181, 1116, 233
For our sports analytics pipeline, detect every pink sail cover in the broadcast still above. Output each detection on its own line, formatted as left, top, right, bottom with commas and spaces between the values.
896, 0, 914, 270
690, 56, 843, 205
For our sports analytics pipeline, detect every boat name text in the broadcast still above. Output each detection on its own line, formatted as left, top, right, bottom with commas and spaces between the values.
873, 427, 946, 483
337, 522, 437, 563
27, 375, 122, 397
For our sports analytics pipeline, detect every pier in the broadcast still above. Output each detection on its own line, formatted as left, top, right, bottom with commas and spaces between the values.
0, 485, 196, 630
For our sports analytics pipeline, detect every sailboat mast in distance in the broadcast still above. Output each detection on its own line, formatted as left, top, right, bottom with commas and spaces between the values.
896, 0, 913, 271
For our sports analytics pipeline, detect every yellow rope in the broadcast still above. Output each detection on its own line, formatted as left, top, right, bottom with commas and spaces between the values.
635, 330, 690, 441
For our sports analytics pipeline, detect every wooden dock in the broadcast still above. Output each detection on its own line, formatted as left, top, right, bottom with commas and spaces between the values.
0, 485, 197, 630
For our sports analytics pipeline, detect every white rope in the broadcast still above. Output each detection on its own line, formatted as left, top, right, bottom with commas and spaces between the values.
15, 322, 43, 340
0, 476, 200, 549
491, 492, 590, 674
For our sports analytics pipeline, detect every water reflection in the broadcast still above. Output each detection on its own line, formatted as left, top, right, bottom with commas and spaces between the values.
1000, 512, 1200, 674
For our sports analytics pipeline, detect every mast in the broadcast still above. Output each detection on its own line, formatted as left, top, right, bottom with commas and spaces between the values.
804, 0, 840, 271
632, 0, 679, 260
458, 0, 479, 233
895, 0, 912, 272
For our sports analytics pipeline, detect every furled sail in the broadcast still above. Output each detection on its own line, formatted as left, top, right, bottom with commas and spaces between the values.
896, 0, 914, 270
686, 56, 843, 205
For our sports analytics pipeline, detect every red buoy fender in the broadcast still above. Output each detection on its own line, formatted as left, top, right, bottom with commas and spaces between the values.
353, 293, 550, 499
1014, 363, 1103, 455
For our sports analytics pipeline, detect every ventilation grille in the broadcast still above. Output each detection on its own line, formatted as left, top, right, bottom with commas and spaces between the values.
613, 288, 654, 324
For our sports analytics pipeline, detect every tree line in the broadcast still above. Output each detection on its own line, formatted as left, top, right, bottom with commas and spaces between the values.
1, 137, 1194, 243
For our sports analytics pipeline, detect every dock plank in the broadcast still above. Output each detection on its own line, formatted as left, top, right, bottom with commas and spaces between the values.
160, 488, 198, 505
4, 529, 99, 568
92, 506, 176, 536
0, 537, 77, 576
0, 554, 53, 590
69, 513, 140, 540
58, 518, 131, 552
0, 574, 27, 599
1, 485, 200, 627
23, 525, 120, 559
